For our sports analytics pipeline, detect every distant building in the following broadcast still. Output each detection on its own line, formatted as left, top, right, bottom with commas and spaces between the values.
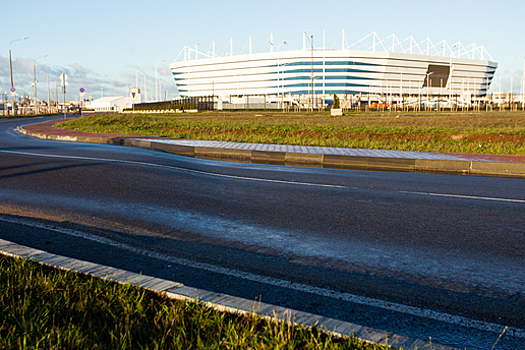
170, 32, 497, 108
87, 89, 141, 112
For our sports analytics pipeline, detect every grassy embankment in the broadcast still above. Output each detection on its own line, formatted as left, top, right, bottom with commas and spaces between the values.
0, 254, 392, 349
58, 111, 525, 155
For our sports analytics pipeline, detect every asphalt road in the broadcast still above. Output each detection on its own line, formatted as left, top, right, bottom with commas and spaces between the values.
1, 116, 524, 350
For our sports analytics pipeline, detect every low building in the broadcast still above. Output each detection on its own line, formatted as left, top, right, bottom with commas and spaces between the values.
87, 88, 141, 112
88, 96, 132, 112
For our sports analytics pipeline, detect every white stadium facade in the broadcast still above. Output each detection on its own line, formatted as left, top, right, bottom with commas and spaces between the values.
170, 32, 497, 109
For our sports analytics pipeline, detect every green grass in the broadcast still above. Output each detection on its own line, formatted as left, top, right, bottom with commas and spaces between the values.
0, 254, 393, 349
56, 111, 525, 155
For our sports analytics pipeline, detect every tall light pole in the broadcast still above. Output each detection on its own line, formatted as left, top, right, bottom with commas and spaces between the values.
155, 60, 164, 101
47, 73, 50, 113
272, 41, 287, 109
33, 55, 48, 114
141, 71, 147, 102
51, 65, 58, 113
135, 68, 143, 103
397, 67, 406, 110
311, 35, 314, 112
519, 57, 525, 110
8, 37, 29, 115
425, 71, 434, 111
320, 28, 326, 108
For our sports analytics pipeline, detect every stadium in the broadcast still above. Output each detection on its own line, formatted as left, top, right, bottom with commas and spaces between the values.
170, 32, 497, 109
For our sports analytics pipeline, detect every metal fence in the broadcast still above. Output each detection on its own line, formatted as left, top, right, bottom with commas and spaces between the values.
220, 103, 285, 110
133, 96, 214, 111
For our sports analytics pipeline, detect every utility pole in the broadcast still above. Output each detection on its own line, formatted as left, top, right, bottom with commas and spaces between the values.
311, 35, 314, 112
55, 81, 58, 113
47, 73, 50, 114
9, 37, 29, 116
519, 57, 525, 110
33, 55, 47, 114
156, 60, 164, 101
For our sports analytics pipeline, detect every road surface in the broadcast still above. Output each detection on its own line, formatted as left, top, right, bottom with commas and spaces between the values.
1, 116, 524, 349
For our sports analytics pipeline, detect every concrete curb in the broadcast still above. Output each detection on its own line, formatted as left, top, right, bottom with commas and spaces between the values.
18, 125, 525, 178
0, 239, 456, 350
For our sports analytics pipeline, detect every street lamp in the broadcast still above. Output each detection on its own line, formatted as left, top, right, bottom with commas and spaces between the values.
33, 55, 48, 114
320, 28, 326, 108
141, 71, 147, 102
396, 67, 406, 110
135, 68, 143, 103
518, 57, 525, 110
273, 41, 287, 109
311, 35, 314, 112
425, 71, 434, 111
277, 62, 289, 110
8, 37, 29, 115
156, 60, 164, 101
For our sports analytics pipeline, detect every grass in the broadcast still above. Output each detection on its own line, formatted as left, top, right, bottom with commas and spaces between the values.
57, 110, 525, 155
0, 254, 394, 349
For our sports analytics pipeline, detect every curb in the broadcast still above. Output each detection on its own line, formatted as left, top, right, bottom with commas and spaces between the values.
18, 125, 525, 178
0, 239, 456, 350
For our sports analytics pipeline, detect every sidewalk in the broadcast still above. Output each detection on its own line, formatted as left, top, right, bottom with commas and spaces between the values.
19, 118, 525, 177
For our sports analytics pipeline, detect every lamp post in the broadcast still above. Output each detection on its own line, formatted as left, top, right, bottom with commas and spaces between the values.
47, 73, 50, 114
155, 60, 164, 101
277, 62, 289, 110
396, 67, 406, 110
425, 71, 434, 111
9, 37, 29, 116
448, 45, 457, 111
135, 68, 143, 104
33, 55, 48, 114
310, 35, 314, 112
519, 57, 525, 110
320, 28, 326, 109
141, 71, 147, 102
55, 80, 58, 113
51, 66, 58, 113
272, 41, 287, 109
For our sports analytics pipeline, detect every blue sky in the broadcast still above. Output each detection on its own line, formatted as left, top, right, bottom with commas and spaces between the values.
1, 0, 524, 102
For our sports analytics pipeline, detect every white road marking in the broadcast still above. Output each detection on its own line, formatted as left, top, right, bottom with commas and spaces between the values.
1, 149, 525, 203
1, 214, 524, 338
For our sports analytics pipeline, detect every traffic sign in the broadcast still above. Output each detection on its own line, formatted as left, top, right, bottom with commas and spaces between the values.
79, 87, 85, 93
10, 87, 16, 93
60, 73, 68, 87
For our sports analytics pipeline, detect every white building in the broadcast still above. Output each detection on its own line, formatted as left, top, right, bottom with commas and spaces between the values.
88, 88, 141, 112
170, 32, 497, 107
